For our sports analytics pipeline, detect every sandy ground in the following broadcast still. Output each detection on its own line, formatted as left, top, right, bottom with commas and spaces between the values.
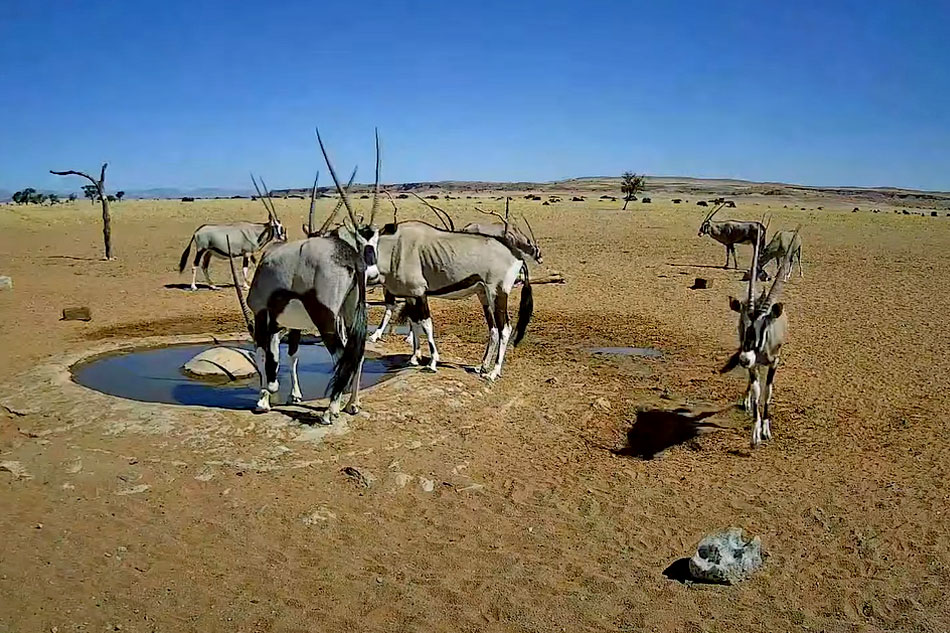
1, 193, 949, 632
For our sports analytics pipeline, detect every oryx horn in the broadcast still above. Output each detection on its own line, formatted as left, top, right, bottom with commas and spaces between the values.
307, 170, 319, 236
317, 164, 358, 235
227, 236, 255, 335
369, 127, 381, 226
409, 192, 455, 231
315, 127, 361, 230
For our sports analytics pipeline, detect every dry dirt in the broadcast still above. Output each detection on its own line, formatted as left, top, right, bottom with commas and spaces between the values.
1, 192, 949, 632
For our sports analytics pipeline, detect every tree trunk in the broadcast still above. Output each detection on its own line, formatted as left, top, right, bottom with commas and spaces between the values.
622, 196, 630, 211
100, 193, 113, 260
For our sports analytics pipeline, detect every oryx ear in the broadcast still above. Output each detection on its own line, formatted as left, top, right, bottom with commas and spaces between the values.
770, 302, 784, 318
729, 296, 742, 313
302, 223, 310, 236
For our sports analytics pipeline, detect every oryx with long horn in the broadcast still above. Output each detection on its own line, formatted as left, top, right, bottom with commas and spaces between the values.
721, 225, 799, 447
698, 202, 766, 269
368, 198, 541, 347
226, 128, 382, 423
369, 213, 533, 380
178, 176, 288, 290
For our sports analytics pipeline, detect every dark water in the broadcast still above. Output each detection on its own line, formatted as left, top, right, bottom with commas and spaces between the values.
591, 346, 663, 358
71, 343, 400, 409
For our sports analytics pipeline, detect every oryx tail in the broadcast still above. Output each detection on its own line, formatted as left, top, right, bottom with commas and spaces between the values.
327, 270, 368, 402
179, 236, 195, 273
513, 261, 532, 346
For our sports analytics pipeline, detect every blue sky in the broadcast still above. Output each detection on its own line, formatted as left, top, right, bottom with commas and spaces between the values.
1, 0, 948, 193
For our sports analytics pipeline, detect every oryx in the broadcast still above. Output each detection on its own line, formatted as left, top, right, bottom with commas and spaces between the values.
226, 128, 382, 423
721, 226, 799, 447
178, 177, 287, 290
698, 202, 766, 269
461, 201, 543, 265
369, 199, 541, 348
757, 229, 803, 281
371, 218, 533, 381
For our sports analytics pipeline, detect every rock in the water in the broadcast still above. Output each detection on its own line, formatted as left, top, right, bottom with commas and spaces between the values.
689, 528, 763, 584
61, 306, 92, 321
182, 347, 256, 380
0, 276, 11, 290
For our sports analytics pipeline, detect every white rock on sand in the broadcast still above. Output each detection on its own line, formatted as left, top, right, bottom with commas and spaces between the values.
182, 347, 256, 380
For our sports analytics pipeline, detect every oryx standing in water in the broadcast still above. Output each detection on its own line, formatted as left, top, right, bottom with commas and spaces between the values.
721, 227, 799, 447
757, 229, 803, 281
178, 178, 287, 290
698, 202, 766, 269
227, 129, 381, 423
372, 218, 533, 381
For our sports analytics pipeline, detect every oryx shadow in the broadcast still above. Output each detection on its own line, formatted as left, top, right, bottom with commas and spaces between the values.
163, 282, 241, 291
667, 263, 735, 270
613, 406, 733, 459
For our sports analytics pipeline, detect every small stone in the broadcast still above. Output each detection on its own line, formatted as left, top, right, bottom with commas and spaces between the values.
592, 397, 611, 412
0, 460, 31, 480
688, 528, 763, 584
115, 484, 150, 496
0, 276, 11, 290
419, 478, 435, 493
61, 306, 92, 321
393, 473, 412, 489
341, 466, 376, 488
376, 577, 383, 584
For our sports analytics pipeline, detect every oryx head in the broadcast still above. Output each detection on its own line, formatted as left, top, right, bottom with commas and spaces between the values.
249, 175, 288, 243
725, 224, 796, 370
698, 202, 725, 236
519, 213, 542, 265
316, 127, 382, 281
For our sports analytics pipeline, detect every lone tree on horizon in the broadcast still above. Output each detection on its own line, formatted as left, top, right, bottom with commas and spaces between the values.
50, 163, 115, 259
621, 171, 646, 210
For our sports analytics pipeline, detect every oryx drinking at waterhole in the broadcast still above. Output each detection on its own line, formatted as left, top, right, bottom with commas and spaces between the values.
178, 178, 287, 290
721, 226, 799, 447
227, 129, 382, 423
698, 202, 766, 269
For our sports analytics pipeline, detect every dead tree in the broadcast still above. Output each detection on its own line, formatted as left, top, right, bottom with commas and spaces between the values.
50, 163, 114, 259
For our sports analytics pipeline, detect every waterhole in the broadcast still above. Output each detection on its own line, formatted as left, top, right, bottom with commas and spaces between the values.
71, 342, 400, 409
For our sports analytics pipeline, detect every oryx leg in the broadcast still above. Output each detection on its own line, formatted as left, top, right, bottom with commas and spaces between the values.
797, 247, 804, 278
406, 299, 425, 367
369, 290, 397, 343
762, 361, 778, 441
477, 288, 499, 375
286, 329, 303, 405
723, 246, 731, 269
190, 249, 204, 290
299, 299, 345, 425
486, 290, 512, 382
748, 367, 763, 447
242, 255, 251, 289
201, 251, 218, 290
253, 312, 281, 413
419, 303, 440, 372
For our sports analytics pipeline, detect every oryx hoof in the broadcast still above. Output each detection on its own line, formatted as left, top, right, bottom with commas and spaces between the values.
485, 371, 501, 382
317, 414, 334, 426
266, 381, 279, 394
404, 334, 414, 345
189, 284, 198, 292
209, 285, 220, 291
286, 394, 303, 405
254, 397, 271, 413
344, 402, 360, 415
368, 332, 382, 343
408, 356, 421, 367
762, 419, 772, 440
